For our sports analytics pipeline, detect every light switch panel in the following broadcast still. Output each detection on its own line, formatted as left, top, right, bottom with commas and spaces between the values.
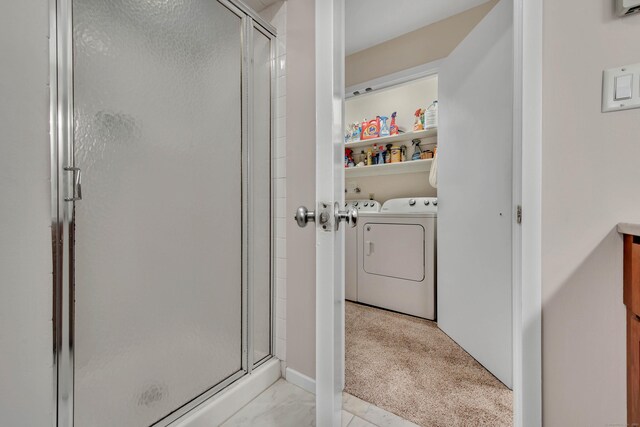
615, 74, 633, 100
603, 63, 640, 112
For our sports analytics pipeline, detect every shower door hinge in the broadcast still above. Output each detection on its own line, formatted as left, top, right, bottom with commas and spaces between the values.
516, 205, 522, 224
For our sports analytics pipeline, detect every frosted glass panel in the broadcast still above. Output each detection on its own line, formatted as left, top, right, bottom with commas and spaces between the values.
251, 28, 272, 365
72, 1, 243, 426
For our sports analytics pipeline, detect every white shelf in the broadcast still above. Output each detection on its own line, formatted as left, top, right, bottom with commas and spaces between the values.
344, 128, 437, 150
345, 158, 433, 178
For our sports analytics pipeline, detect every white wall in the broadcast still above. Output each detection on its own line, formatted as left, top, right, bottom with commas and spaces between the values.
346, 172, 436, 203
0, 1, 54, 426
541, 1, 640, 425
285, 0, 316, 380
258, 0, 289, 367
345, 77, 438, 203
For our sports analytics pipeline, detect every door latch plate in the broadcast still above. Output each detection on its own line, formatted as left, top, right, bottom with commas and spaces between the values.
317, 202, 334, 232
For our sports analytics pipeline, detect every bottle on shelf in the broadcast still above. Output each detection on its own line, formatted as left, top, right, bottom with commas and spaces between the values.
425, 101, 438, 129
390, 112, 399, 136
413, 109, 424, 131
379, 116, 390, 137
366, 148, 373, 166
411, 139, 423, 161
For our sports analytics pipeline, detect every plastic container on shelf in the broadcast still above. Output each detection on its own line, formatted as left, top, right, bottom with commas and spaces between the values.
425, 101, 438, 129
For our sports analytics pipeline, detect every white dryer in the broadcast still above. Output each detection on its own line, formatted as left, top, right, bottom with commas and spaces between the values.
357, 197, 437, 319
344, 199, 381, 301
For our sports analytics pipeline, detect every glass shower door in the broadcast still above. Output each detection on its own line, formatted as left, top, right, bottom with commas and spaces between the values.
72, 0, 245, 425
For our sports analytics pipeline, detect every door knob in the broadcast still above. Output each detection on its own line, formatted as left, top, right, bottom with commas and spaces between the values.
334, 202, 358, 230
294, 206, 316, 228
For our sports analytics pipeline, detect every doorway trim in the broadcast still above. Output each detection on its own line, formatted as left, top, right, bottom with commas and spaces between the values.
513, 0, 543, 425
314, 0, 543, 425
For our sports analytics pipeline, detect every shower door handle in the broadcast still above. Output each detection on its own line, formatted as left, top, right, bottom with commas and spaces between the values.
64, 166, 82, 202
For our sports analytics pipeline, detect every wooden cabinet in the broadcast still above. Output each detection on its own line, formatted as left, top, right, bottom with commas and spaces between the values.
628, 310, 640, 424
623, 233, 640, 425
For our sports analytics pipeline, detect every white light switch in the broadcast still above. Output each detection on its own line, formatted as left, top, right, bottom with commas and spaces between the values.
615, 74, 633, 100
603, 63, 640, 112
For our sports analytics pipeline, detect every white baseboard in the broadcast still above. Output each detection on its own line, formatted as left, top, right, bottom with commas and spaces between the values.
284, 367, 316, 394
171, 358, 281, 427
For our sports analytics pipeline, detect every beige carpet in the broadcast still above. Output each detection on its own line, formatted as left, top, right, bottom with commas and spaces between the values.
345, 302, 512, 427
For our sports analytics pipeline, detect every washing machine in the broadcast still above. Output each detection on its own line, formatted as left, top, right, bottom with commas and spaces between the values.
344, 199, 381, 301
357, 197, 437, 319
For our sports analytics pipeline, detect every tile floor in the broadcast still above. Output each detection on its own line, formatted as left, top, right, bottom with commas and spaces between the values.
221, 379, 419, 427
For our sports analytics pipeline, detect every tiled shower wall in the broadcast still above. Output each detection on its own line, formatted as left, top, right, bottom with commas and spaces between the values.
260, 1, 287, 363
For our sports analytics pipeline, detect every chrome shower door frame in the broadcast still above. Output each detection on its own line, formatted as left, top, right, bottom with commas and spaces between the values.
50, 1, 277, 425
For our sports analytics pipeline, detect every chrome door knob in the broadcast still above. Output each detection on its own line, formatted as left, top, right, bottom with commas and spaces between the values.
334, 202, 358, 230
294, 206, 316, 228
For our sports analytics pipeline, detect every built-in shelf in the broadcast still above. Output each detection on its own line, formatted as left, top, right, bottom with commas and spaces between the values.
344, 158, 433, 178
344, 128, 437, 150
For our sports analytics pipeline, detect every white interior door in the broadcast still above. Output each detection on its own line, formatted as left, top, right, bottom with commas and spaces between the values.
437, 0, 514, 388
315, 0, 345, 425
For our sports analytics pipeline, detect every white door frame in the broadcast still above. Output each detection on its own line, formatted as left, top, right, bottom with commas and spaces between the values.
314, 0, 543, 426
315, 0, 345, 425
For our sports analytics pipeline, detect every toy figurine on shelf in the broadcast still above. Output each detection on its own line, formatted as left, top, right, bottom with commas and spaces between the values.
390, 112, 399, 136
345, 148, 355, 168
413, 108, 424, 131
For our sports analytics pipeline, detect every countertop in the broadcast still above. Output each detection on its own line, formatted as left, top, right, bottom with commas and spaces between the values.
618, 223, 640, 237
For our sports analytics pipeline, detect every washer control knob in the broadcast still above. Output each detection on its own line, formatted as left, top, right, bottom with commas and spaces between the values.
424, 200, 430, 206
409, 199, 416, 206
433, 199, 438, 206
354, 202, 359, 207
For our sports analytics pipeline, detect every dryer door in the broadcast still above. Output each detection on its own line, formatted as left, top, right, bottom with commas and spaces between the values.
363, 223, 425, 282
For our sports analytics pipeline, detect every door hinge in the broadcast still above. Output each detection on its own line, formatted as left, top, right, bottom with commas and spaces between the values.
516, 205, 522, 224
